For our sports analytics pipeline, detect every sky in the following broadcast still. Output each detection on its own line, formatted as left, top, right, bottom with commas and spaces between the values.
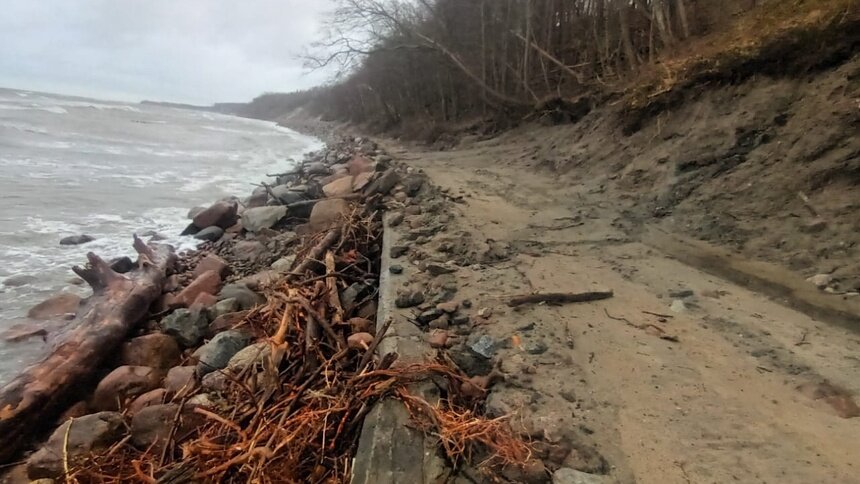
0, 0, 335, 104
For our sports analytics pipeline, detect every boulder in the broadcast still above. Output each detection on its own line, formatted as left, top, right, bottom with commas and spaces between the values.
59, 234, 95, 246
227, 341, 272, 372
309, 199, 349, 232
194, 226, 224, 242
131, 404, 204, 450
322, 176, 355, 198
232, 240, 268, 261
219, 283, 264, 310
193, 253, 231, 279
164, 365, 197, 397
120, 333, 181, 370
127, 388, 168, 415
347, 155, 374, 176
242, 206, 287, 232
3, 274, 37, 287
192, 201, 238, 230
270, 185, 307, 205
247, 186, 269, 208
364, 168, 400, 196
161, 308, 210, 347
194, 330, 253, 377
27, 412, 125, 480
92, 365, 161, 411
27, 293, 81, 320
175, 270, 222, 307
109, 256, 135, 274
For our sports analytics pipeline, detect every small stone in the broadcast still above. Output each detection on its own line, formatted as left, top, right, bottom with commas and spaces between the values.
120, 333, 181, 370
477, 307, 493, 318
92, 366, 161, 411
175, 270, 222, 308
668, 289, 694, 298
131, 404, 203, 451
163, 366, 197, 397
525, 340, 549, 355
128, 389, 168, 415
428, 330, 449, 348
219, 283, 264, 310
424, 263, 456, 276
208, 297, 239, 320
669, 299, 687, 313
468, 334, 496, 359
389, 212, 405, 227
161, 308, 210, 348
417, 308, 444, 324
194, 330, 253, 377
393, 191, 409, 203
429, 316, 449, 330
390, 245, 408, 258
194, 226, 224, 242
395, 289, 424, 308
242, 206, 288, 232
59, 234, 95, 246
404, 205, 422, 216
436, 301, 459, 313
201, 371, 229, 392
348, 332, 374, 350
208, 310, 249, 336
227, 342, 272, 372
348, 317, 374, 333
109, 256, 136, 274
452, 314, 470, 325
193, 254, 231, 279
806, 273, 833, 289
800, 218, 827, 234
271, 255, 296, 272
389, 264, 403, 275
552, 467, 606, 484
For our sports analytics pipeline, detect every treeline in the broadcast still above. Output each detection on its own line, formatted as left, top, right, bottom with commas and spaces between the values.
246, 0, 856, 133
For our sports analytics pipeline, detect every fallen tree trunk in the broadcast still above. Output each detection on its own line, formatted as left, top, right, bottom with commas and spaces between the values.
0, 235, 175, 462
508, 290, 614, 307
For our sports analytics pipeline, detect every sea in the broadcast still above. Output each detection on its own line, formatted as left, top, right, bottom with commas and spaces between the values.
0, 87, 322, 386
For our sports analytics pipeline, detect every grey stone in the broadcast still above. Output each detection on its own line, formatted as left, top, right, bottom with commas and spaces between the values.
424, 262, 456, 276
390, 245, 408, 258
219, 283, 265, 310
668, 288, 694, 298
389, 212, 405, 227
3, 274, 37, 287
389, 264, 403, 275
364, 168, 400, 196
270, 185, 307, 205
194, 226, 224, 242
402, 174, 424, 195
468, 334, 496, 359
271, 255, 296, 272
208, 298, 239, 320
553, 468, 606, 484
59, 234, 94, 246
28, 412, 125, 479
341, 282, 370, 310
417, 308, 444, 325
201, 371, 229, 392
242, 206, 287, 232
161, 308, 210, 347
194, 330, 253, 377
109, 256, 136, 273
395, 289, 424, 308
525, 340, 549, 355
227, 341, 272, 372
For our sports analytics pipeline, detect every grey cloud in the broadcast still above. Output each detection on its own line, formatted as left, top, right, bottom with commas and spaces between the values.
0, 0, 334, 103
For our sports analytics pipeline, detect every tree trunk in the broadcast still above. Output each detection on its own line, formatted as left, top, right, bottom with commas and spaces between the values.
0, 236, 175, 462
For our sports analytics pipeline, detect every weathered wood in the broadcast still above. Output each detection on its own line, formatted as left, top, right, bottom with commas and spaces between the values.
508, 290, 614, 307
0, 235, 175, 462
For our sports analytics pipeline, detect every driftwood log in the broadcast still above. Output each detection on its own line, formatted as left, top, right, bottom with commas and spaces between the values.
0, 235, 175, 462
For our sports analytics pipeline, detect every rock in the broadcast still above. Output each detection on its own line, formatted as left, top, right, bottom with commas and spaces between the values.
404, 205, 422, 216
242, 206, 288, 232
192, 201, 239, 230
92, 365, 161, 411
1, 322, 48, 342
348, 332, 374, 350
247, 186, 269, 208
120, 333, 181, 370
800, 218, 828, 234
193, 254, 231, 279
347, 155, 374, 175
468, 335, 496, 359
194, 226, 224, 242
109, 256, 135, 273
271, 255, 296, 272
389, 264, 403, 275
305, 162, 330, 175
131, 404, 203, 450
390, 245, 408, 258
424, 262, 456, 276
669, 299, 687, 313
227, 341, 272, 372
428, 330, 450, 348
525, 340, 549, 355
364, 168, 400, 195
194, 330, 253, 377
393, 191, 409, 203
389, 212, 405, 227
323, 176, 356, 198
187, 393, 217, 409
201, 371, 229, 392
417, 308, 444, 325
175, 270, 221, 308
27, 412, 125, 480
191, 292, 218, 310
309, 199, 350, 232
161, 308, 210, 347
187, 206, 206, 219
807, 273, 833, 289
553, 467, 606, 484
451, 314, 470, 325
348, 317, 374, 333
503, 458, 549, 483
402, 174, 424, 195
128, 388, 168, 415
209, 310, 249, 336
340, 282, 369, 311
208, 297, 239, 320
270, 185, 306, 205
395, 289, 424, 308
234, 242, 269, 264
27, 293, 81, 320
436, 301, 459, 313
668, 288, 694, 298
180, 222, 201, 236
219, 283, 264, 310
429, 316, 449, 330
164, 366, 197, 397
3, 274, 37, 286
59, 234, 95, 246
237, 270, 280, 290
352, 171, 374, 191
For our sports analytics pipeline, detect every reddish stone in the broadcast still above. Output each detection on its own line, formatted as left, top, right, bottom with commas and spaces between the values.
128, 388, 168, 415
346, 155, 374, 176
92, 366, 161, 411
309, 199, 350, 232
120, 333, 181, 370
192, 201, 238, 229
428, 330, 450, 348
190, 292, 218, 310
319, 170, 350, 186
176, 270, 221, 307
352, 171, 374, 191
322, 176, 355, 198
1, 321, 48, 342
193, 254, 231, 279
208, 310, 249, 336
27, 293, 81, 320
163, 366, 197, 398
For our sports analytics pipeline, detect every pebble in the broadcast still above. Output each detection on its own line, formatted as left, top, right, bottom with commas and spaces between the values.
395, 289, 424, 308
389, 264, 403, 275
390, 245, 408, 258
670, 299, 687, 313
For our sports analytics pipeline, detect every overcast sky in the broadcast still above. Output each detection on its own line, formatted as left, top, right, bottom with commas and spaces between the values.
0, 0, 335, 104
